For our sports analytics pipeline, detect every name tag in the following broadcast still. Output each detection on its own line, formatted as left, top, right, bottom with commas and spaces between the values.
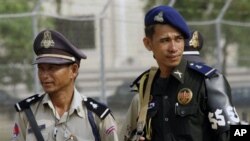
28, 124, 46, 133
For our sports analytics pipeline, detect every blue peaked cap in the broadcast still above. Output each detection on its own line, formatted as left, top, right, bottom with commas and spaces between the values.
144, 5, 190, 39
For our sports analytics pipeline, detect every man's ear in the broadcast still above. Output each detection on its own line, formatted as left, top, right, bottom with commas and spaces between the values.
70, 63, 79, 78
143, 37, 152, 51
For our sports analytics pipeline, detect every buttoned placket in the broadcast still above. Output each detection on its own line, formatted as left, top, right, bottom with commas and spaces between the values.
162, 78, 171, 141
163, 96, 169, 122
53, 110, 69, 140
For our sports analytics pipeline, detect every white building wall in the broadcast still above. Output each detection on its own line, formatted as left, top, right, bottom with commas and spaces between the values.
42, 0, 156, 70
109, 0, 156, 68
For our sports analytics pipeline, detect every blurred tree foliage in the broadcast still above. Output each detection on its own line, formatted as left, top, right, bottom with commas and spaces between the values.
144, 0, 250, 72
0, 0, 69, 93
0, 0, 36, 92
0, 0, 249, 92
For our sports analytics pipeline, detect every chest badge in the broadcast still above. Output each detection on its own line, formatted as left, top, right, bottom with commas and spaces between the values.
177, 88, 193, 105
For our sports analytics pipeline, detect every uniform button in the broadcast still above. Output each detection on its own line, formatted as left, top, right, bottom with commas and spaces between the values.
181, 110, 185, 115
164, 117, 169, 122
164, 96, 168, 99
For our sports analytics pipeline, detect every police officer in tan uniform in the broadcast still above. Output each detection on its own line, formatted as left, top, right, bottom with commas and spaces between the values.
12, 29, 118, 141
120, 5, 240, 141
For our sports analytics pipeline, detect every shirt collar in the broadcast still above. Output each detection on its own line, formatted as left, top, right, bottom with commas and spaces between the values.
42, 88, 85, 118
70, 88, 85, 118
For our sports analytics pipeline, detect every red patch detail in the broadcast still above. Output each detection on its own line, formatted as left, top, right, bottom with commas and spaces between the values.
12, 123, 20, 137
105, 125, 115, 135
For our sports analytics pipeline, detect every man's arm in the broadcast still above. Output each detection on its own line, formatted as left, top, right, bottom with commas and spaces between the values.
205, 72, 240, 141
12, 112, 27, 141
99, 113, 119, 141
119, 94, 141, 141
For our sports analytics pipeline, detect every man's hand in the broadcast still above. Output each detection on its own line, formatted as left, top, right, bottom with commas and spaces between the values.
139, 137, 145, 141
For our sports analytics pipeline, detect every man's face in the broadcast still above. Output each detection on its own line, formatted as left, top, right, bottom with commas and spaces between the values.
144, 24, 184, 70
37, 63, 77, 94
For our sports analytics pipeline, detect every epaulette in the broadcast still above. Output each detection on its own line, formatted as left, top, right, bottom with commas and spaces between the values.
83, 97, 110, 120
188, 62, 217, 78
15, 94, 45, 112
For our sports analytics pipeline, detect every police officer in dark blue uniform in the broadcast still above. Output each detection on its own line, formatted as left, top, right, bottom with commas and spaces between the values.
120, 5, 240, 141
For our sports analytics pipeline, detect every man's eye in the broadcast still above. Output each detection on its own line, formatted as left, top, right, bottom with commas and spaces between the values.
50, 66, 60, 71
176, 36, 184, 42
160, 38, 170, 42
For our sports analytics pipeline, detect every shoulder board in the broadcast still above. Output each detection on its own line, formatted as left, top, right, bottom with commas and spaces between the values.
15, 94, 45, 112
130, 69, 150, 88
83, 97, 110, 120
130, 68, 155, 93
188, 62, 217, 78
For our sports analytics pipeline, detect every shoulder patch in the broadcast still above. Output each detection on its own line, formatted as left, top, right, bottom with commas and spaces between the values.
188, 62, 217, 78
83, 97, 110, 120
15, 94, 45, 112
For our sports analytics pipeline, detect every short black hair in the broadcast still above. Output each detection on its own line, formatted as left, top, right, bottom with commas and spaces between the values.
144, 25, 156, 39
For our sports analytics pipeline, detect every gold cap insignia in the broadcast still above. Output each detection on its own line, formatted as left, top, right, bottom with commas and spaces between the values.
177, 88, 193, 105
41, 30, 55, 48
189, 31, 199, 48
154, 11, 164, 22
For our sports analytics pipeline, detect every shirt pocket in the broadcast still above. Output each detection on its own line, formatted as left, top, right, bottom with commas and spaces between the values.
26, 127, 50, 141
173, 103, 200, 139
175, 103, 198, 117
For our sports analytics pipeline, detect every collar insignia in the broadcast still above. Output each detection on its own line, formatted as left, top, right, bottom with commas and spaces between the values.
41, 30, 55, 48
174, 70, 182, 78
154, 11, 164, 22
90, 102, 98, 109
177, 88, 193, 105
189, 31, 199, 48
195, 64, 202, 69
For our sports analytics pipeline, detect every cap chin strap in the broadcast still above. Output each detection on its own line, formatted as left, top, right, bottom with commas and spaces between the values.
37, 54, 76, 62
183, 51, 200, 55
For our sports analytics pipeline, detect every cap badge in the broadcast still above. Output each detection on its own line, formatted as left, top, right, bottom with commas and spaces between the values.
41, 30, 55, 48
154, 11, 164, 22
189, 31, 199, 48
177, 88, 193, 105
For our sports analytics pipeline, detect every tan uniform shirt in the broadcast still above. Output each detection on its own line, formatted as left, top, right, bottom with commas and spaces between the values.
12, 89, 118, 141
119, 94, 140, 141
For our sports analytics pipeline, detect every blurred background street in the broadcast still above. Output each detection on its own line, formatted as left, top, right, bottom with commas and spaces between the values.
1, 0, 250, 140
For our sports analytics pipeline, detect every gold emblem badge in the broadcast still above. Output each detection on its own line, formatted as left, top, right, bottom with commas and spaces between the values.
177, 88, 193, 105
154, 11, 164, 22
41, 30, 55, 48
189, 31, 199, 49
